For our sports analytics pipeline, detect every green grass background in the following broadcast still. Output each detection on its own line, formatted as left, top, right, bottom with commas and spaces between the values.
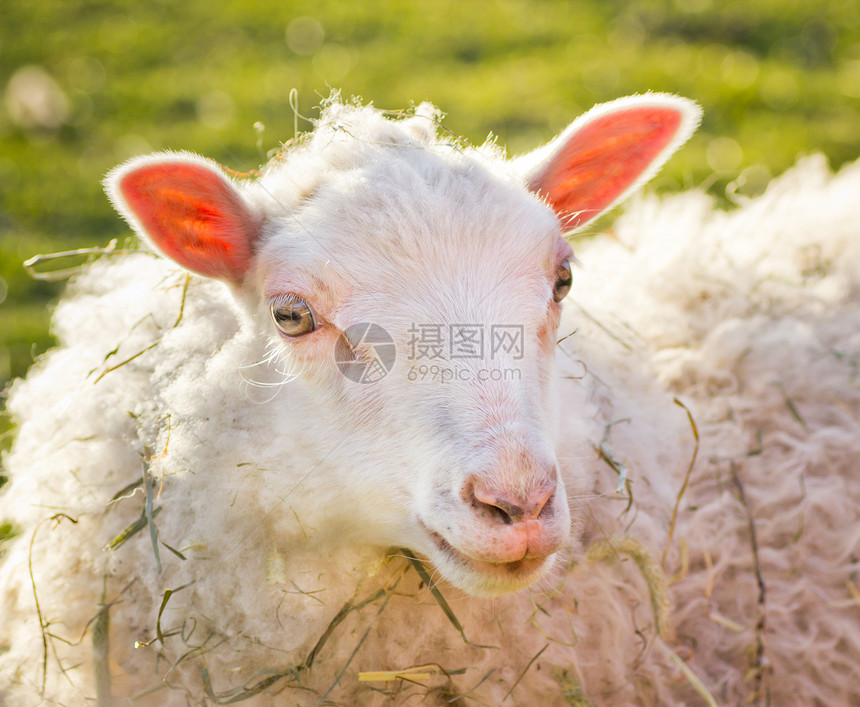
0, 0, 859, 401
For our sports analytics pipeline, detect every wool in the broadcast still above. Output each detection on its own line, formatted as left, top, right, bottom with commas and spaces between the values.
1, 98, 858, 705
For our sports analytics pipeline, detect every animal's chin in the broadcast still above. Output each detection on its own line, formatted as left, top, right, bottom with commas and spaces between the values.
418, 523, 554, 597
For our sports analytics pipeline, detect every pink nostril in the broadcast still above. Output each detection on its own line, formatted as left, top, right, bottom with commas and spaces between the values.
469, 479, 556, 524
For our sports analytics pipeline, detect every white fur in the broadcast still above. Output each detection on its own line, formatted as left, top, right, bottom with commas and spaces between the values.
1, 97, 858, 706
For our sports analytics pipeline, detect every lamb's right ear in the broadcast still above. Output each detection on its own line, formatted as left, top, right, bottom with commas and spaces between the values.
105, 153, 260, 282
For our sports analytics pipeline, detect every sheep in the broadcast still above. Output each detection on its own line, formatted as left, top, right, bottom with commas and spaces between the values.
1, 93, 859, 706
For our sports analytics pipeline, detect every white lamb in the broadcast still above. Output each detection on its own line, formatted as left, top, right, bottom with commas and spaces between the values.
1, 93, 859, 706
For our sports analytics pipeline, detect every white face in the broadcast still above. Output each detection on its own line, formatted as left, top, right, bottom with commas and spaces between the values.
254, 152, 574, 596
107, 94, 698, 596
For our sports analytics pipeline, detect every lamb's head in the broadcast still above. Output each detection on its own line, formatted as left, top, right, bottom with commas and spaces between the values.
105, 95, 699, 596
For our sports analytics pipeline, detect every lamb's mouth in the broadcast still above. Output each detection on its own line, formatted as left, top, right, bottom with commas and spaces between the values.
419, 521, 549, 580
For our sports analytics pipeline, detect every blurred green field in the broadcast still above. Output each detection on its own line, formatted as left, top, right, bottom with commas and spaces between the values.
1, 0, 859, 400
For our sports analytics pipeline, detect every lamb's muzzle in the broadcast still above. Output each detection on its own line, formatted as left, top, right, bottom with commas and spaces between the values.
416, 444, 569, 595
461, 474, 562, 559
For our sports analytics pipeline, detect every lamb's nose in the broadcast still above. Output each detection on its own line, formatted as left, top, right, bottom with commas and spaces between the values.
469, 478, 556, 525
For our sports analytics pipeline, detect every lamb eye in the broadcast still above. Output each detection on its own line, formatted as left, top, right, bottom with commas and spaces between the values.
553, 260, 572, 302
270, 296, 316, 337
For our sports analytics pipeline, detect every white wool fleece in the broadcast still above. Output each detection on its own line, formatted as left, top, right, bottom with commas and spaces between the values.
0, 96, 859, 706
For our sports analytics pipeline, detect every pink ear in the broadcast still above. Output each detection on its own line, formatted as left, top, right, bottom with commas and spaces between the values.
106, 154, 259, 281
524, 95, 700, 231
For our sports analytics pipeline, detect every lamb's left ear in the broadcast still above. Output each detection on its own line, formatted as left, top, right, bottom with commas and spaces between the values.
518, 94, 701, 231
105, 153, 260, 282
